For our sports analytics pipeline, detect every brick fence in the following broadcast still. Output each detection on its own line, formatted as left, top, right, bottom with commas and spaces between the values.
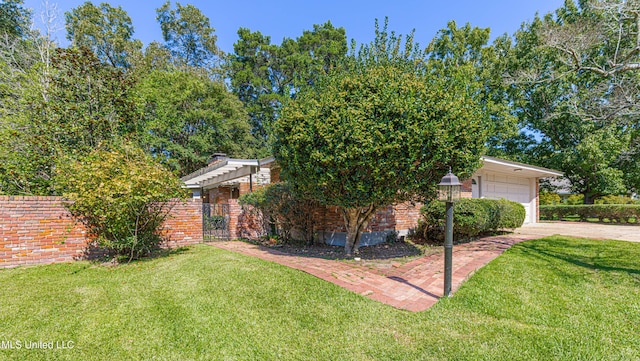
0, 196, 202, 269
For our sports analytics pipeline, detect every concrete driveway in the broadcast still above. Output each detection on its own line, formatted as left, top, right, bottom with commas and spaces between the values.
515, 221, 640, 242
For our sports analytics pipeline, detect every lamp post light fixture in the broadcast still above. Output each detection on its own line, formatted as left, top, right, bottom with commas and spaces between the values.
437, 168, 461, 297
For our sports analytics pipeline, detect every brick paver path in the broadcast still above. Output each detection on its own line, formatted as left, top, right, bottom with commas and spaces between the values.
211, 234, 538, 312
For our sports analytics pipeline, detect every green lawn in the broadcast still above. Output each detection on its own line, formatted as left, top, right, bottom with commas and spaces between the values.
1, 237, 639, 360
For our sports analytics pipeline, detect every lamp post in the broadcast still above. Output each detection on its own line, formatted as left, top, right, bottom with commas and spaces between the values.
438, 168, 461, 297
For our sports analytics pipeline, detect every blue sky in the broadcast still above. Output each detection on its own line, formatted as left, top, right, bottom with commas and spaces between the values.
24, 0, 565, 52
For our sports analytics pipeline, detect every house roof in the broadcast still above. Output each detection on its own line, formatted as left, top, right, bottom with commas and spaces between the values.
181, 155, 562, 190
478, 156, 563, 178
181, 156, 275, 189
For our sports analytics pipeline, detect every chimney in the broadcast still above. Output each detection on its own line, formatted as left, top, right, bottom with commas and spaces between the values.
208, 153, 227, 166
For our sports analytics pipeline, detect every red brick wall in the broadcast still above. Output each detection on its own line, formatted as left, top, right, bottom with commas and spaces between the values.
304, 202, 423, 235
0, 196, 203, 268
230, 201, 423, 241
461, 178, 473, 199
162, 199, 204, 248
0, 196, 88, 269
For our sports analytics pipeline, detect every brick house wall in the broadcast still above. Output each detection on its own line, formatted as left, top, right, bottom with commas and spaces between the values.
0, 196, 203, 269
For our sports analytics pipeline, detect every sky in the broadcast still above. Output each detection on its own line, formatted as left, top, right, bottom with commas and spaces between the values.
23, 0, 566, 53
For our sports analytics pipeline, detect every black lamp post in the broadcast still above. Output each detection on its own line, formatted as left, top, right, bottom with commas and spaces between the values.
438, 168, 461, 297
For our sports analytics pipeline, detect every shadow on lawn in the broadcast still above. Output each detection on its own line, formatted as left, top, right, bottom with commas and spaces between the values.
79, 245, 192, 268
518, 238, 640, 276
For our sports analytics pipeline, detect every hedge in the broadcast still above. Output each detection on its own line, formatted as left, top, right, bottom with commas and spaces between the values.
540, 205, 640, 223
421, 198, 526, 243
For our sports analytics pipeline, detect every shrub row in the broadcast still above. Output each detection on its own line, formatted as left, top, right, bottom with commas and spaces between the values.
540, 205, 640, 223
420, 198, 526, 243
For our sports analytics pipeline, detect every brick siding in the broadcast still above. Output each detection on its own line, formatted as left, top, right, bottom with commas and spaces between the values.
0, 196, 203, 269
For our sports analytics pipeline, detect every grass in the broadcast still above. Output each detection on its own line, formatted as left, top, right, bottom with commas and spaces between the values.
1, 237, 639, 360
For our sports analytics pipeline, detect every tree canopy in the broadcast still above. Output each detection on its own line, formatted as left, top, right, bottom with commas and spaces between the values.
507, 0, 640, 202
65, 1, 142, 68
227, 21, 348, 146
272, 22, 495, 254
138, 69, 256, 175
0, 0, 30, 37
156, 1, 220, 69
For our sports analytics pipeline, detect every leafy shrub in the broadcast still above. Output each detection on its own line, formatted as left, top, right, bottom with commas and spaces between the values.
239, 182, 318, 243
540, 204, 640, 223
421, 198, 526, 243
565, 194, 585, 205
54, 144, 186, 261
595, 195, 639, 205
539, 191, 561, 205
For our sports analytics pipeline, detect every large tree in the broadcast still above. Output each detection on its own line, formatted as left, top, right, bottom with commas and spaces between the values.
137, 69, 256, 176
0, 0, 30, 37
228, 21, 347, 147
272, 23, 493, 255
65, 1, 142, 68
508, 0, 640, 201
0, 46, 141, 195
156, 1, 220, 70
428, 21, 518, 153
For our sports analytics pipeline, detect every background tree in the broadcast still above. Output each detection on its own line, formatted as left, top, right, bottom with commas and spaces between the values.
427, 21, 518, 154
0, 46, 141, 195
156, 1, 220, 70
138, 69, 256, 176
272, 22, 493, 255
0, 0, 30, 37
228, 21, 347, 147
508, 0, 640, 202
65, 1, 142, 68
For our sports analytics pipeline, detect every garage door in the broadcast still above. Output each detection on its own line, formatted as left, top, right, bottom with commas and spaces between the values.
482, 173, 533, 224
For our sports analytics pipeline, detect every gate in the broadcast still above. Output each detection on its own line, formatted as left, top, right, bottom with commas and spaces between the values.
203, 203, 230, 240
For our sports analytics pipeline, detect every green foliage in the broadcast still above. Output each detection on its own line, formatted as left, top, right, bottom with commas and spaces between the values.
0, 46, 142, 195
595, 195, 639, 205
428, 21, 517, 153
54, 144, 186, 260
227, 21, 347, 145
566, 194, 584, 205
507, 1, 640, 200
156, 1, 219, 69
65, 2, 142, 68
272, 21, 494, 253
137, 69, 256, 176
239, 182, 318, 243
0, 0, 30, 37
539, 191, 561, 205
421, 198, 526, 243
540, 204, 640, 223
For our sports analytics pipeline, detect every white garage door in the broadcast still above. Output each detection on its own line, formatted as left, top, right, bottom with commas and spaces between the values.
482, 173, 533, 224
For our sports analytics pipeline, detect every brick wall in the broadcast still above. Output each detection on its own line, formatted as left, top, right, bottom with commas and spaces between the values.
0, 196, 88, 269
162, 199, 204, 248
0, 196, 203, 269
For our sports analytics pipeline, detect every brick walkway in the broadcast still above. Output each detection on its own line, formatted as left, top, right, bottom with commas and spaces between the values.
211, 234, 538, 312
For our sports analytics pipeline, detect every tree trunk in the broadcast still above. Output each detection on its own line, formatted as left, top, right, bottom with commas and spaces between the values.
342, 205, 378, 256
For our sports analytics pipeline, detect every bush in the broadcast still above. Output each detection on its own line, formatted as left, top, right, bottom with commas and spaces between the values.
540, 204, 640, 223
54, 144, 187, 261
421, 198, 526, 243
239, 182, 318, 244
565, 194, 584, 205
595, 195, 639, 205
539, 191, 561, 205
